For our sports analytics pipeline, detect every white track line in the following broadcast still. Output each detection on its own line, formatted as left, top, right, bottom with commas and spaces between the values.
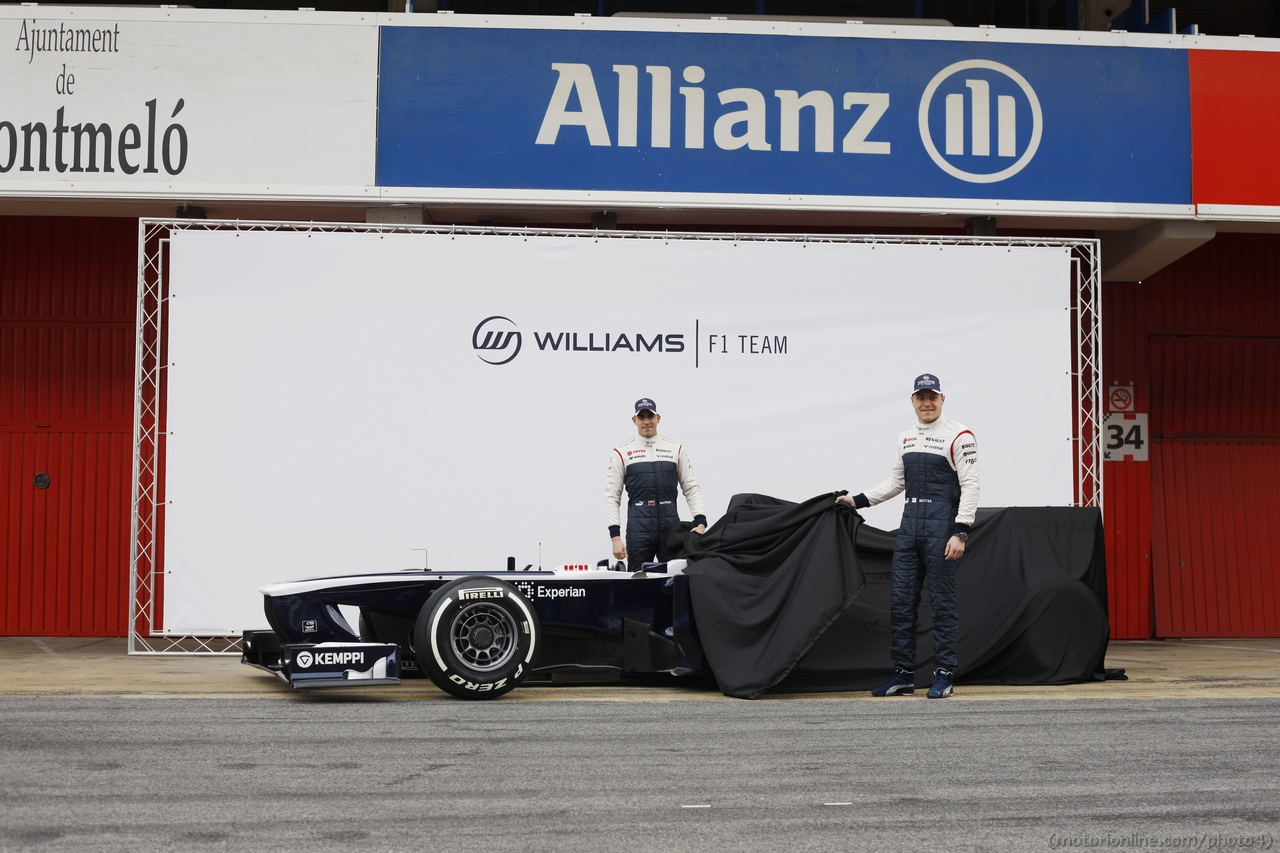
1177, 643, 1280, 654
1123, 641, 1280, 654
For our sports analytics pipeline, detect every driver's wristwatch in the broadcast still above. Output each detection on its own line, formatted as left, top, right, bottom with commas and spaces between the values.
954, 532, 969, 543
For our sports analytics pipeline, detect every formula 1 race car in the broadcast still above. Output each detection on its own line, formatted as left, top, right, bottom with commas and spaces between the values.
241, 561, 707, 699
242, 502, 1115, 700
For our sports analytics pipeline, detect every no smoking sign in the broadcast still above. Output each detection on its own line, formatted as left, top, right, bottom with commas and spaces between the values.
1108, 384, 1135, 412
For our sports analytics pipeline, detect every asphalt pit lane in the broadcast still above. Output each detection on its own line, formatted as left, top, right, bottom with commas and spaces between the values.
183, 831, 230, 842
4, 829, 65, 844
318, 830, 370, 841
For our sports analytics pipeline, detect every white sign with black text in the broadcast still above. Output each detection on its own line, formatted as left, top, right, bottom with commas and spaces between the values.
0, 8, 377, 199
1104, 412, 1148, 462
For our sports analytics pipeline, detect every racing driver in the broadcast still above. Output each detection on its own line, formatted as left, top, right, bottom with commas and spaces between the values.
837, 374, 979, 699
606, 398, 707, 569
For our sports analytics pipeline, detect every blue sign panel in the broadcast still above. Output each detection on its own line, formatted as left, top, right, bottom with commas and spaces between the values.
377, 26, 1190, 207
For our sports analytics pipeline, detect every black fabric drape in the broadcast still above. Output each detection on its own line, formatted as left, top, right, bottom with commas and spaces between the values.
670, 493, 866, 700
670, 495, 1111, 699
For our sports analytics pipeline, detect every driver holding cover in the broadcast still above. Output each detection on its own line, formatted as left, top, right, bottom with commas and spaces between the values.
837, 374, 980, 699
605, 398, 707, 569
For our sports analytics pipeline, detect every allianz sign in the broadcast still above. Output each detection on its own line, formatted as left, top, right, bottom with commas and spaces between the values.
377, 27, 1188, 204
534, 59, 1040, 183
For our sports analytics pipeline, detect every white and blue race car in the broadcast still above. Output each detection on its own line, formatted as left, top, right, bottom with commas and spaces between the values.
241, 560, 706, 699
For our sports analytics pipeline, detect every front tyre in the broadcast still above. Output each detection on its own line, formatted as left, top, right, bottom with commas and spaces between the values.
413, 577, 540, 699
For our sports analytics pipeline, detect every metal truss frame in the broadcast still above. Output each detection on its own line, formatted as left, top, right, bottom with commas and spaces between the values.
129, 218, 1102, 654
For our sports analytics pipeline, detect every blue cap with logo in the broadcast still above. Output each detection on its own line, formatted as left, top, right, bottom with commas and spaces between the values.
634, 398, 659, 416
913, 374, 943, 395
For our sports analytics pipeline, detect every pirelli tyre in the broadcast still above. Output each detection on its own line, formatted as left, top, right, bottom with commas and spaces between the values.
413, 577, 540, 700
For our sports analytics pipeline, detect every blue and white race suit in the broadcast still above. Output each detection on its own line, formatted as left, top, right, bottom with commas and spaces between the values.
855, 417, 980, 671
605, 435, 706, 567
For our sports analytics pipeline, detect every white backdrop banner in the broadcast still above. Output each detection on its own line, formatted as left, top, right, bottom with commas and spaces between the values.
163, 229, 1073, 633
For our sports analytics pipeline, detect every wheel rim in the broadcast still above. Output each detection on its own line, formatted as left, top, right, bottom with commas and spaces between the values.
450, 602, 518, 672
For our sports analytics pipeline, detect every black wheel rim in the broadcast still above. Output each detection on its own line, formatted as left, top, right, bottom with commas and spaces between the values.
450, 602, 518, 672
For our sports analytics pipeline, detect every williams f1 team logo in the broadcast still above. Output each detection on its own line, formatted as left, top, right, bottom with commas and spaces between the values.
918, 60, 1042, 184
472, 315, 522, 365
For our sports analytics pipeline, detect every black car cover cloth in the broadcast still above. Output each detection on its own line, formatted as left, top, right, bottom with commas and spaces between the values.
671, 493, 867, 700
669, 495, 1113, 699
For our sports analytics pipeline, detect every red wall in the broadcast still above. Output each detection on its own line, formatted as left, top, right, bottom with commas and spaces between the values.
1104, 232, 1280, 638
1103, 280, 1153, 639
0, 216, 137, 636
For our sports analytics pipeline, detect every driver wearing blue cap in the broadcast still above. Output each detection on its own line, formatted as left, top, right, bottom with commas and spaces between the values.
605, 399, 707, 568
837, 374, 980, 699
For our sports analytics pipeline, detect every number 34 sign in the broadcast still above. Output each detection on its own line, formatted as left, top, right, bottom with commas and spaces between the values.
1104, 412, 1148, 462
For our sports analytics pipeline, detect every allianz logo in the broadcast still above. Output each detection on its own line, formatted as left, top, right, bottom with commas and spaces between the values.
919, 60, 1042, 184
535, 59, 1040, 183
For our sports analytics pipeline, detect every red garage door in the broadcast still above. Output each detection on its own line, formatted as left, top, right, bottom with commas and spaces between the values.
1150, 336, 1280, 636
0, 216, 137, 636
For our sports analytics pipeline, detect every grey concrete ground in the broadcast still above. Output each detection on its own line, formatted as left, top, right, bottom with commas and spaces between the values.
1, 697, 1277, 853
